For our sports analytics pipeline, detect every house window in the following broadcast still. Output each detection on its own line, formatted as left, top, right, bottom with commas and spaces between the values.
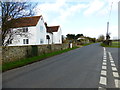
40, 39, 44, 44
40, 26, 43, 32
23, 39, 29, 44
8, 40, 12, 44
23, 27, 28, 32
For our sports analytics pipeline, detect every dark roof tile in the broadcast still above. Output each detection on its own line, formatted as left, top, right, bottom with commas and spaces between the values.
47, 26, 60, 33
9, 16, 41, 28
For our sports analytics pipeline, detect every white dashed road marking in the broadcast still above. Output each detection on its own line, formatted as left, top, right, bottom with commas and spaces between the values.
100, 76, 107, 85
114, 79, 120, 88
112, 67, 117, 71
108, 52, 120, 88
99, 47, 107, 89
101, 70, 107, 76
113, 72, 119, 78
103, 62, 107, 65
111, 63, 115, 67
99, 47, 119, 89
102, 66, 107, 70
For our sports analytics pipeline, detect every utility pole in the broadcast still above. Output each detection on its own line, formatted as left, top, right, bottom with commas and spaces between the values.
105, 2, 113, 45
106, 21, 110, 40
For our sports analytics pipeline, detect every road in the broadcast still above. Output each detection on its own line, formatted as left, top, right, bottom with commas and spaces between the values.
2, 43, 119, 89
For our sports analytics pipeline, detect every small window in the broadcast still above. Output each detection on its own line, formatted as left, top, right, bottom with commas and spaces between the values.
23, 39, 29, 44
8, 40, 12, 44
23, 27, 28, 32
40, 39, 44, 44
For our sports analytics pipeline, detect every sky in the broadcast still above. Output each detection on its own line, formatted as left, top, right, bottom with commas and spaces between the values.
34, 0, 119, 39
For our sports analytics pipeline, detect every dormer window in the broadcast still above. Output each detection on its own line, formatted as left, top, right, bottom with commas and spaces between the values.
23, 27, 28, 32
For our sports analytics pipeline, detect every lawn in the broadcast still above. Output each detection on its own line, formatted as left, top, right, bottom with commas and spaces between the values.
82, 43, 94, 46
112, 41, 120, 46
101, 41, 120, 48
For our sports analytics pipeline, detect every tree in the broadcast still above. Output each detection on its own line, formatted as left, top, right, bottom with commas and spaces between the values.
62, 35, 65, 43
75, 34, 83, 39
0, 1, 37, 46
97, 35, 105, 42
66, 34, 75, 40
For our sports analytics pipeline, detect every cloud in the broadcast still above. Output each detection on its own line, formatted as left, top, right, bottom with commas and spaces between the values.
84, 0, 105, 16
35, 0, 88, 25
34, 0, 118, 39
59, 4, 88, 19
35, 0, 67, 24
97, 0, 118, 16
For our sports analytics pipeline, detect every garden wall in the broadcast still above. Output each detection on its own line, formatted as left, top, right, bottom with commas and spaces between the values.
1, 43, 76, 64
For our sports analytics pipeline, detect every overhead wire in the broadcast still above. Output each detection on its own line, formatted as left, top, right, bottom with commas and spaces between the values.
108, 2, 113, 22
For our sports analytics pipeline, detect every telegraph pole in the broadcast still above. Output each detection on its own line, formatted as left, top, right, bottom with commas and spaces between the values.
105, 2, 113, 45
106, 22, 109, 40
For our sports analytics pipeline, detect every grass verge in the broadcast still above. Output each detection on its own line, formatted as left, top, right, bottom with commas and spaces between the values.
100, 42, 120, 48
82, 43, 94, 46
2, 47, 78, 72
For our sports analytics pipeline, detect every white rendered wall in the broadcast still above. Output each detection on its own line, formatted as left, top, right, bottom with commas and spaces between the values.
53, 27, 62, 44
8, 26, 36, 46
36, 17, 47, 45
46, 33, 53, 44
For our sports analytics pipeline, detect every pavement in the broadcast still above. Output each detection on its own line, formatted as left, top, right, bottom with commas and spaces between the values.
2, 43, 120, 88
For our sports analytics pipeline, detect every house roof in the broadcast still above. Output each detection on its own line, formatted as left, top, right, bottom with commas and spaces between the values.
47, 26, 60, 33
9, 16, 42, 28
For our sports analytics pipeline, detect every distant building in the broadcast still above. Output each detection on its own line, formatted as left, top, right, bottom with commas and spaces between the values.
45, 22, 62, 44
7, 15, 62, 46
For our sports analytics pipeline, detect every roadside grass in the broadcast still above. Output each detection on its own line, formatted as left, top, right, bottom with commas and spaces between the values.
112, 41, 120, 46
101, 41, 120, 48
2, 47, 79, 72
82, 43, 94, 46
2, 42, 96, 72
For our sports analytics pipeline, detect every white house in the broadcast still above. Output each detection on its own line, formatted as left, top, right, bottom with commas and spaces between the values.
8, 15, 62, 46
45, 23, 62, 44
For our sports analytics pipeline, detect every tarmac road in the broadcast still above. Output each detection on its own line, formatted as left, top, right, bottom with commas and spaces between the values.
2, 43, 119, 89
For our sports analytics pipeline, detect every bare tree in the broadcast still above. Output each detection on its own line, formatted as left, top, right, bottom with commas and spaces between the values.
0, 0, 37, 46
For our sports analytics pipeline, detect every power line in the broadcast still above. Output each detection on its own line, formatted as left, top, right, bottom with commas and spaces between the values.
106, 1, 113, 40
108, 2, 113, 22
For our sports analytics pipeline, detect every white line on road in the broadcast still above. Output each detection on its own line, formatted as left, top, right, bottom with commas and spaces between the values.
101, 70, 107, 76
108, 52, 120, 88
111, 63, 116, 67
110, 61, 114, 62
98, 47, 107, 89
113, 72, 119, 78
99, 76, 107, 85
103, 57, 107, 60
112, 67, 117, 71
114, 79, 120, 88
103, 62, 107, 65
103, 60, 106, 62
102, 66, 107, 70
